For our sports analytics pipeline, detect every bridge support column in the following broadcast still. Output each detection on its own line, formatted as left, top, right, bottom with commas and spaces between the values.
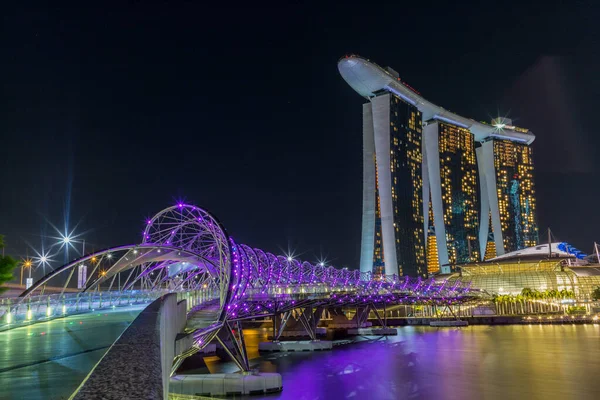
215, 321, 250, 372
343, 304, 397, 336
297, 306, 318, 341
370, 304, 388, 329
355, 306, 370, 328
272, 311, 292, 342
259, 307, 331, 352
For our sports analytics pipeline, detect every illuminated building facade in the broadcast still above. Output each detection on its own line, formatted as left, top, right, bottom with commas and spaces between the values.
483, 231, 497, 261
477, 126, 538, 255
423, 120, 480, 272
360, 92, 426, 277
339, 55, 538, 275
426, 226, 440, 274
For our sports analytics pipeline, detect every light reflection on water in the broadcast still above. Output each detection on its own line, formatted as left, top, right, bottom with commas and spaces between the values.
209, 325, 600, 400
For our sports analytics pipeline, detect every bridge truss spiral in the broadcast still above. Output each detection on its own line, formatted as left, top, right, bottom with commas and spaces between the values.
15, 203, 476, 351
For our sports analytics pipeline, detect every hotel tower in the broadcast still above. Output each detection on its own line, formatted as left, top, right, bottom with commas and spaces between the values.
338, 55, 538, 276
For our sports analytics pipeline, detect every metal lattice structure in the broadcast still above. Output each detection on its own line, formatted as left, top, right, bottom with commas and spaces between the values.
5, 203, 479, 363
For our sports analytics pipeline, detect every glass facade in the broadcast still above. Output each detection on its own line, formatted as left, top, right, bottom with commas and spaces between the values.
493, 140, 538, 252
447, 260, 600, 300
484, 239, 497, 261
373, 158, 385, 271
426, 226, 440, 275
388, 95, 425, 276
438, 123, 480, 264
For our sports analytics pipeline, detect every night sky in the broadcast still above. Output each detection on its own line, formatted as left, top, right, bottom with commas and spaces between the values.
1, 2, 598, 277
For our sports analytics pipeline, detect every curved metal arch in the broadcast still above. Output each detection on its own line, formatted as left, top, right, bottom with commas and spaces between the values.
19, 244, 216, 299
266, 253, 280, 286
278, 256, 293, 284
143, 203, 236, 325
98, 247, 220, 290
254, 248, 270, 292
239, 244, 261, 289
300, 262, 313, 284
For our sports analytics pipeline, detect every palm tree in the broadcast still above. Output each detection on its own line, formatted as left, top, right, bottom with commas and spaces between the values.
547, 289, 559, 312
592, 287, 600, 301
521, 288, 532, 314
509, 295, 518, 314
492, 295, 501, 315
521, 288, 533, 298
515, 295, 525, 314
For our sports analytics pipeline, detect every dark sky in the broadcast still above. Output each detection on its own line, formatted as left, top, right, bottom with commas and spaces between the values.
1, 1, 599, 276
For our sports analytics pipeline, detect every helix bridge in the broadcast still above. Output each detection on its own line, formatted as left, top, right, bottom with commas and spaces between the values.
2, 203, 480, 373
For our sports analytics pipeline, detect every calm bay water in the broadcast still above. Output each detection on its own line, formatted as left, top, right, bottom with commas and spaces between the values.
207, 325, 600, 400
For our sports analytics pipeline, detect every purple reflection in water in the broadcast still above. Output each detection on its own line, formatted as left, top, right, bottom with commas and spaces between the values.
219, 325, 600, 400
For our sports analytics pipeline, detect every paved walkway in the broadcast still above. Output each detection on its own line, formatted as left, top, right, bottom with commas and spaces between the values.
0, 306, 144, 400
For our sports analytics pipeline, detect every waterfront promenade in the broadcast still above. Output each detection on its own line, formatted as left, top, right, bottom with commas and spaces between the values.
0, 306, 143, 399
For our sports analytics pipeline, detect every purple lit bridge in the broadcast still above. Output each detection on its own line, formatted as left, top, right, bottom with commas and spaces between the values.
4, 204, 482, 375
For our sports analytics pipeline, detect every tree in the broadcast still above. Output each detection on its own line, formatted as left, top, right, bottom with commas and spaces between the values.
591, 287, 600, 301
0, 235, 19, 294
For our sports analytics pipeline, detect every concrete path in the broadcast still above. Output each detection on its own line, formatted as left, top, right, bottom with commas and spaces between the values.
0, 306, 144, 400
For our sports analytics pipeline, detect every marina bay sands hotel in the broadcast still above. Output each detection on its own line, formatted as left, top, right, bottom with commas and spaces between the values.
338, 55, 538, 277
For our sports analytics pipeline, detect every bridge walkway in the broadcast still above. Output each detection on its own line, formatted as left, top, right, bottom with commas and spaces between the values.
0, 305, 144, 399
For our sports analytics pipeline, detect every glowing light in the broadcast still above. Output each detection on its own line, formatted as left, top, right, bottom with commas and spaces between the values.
107, 253, 113, 259
48, 220, 87, 258
26, 309, 32, 320
62, 305, 66, 314
287, 256, 293, 262
29, 243, 55, 273
6, 312, 11, 324
46, 307, 52, 317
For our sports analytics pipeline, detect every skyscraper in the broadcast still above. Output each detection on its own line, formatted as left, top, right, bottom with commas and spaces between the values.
477, 118, 538, 255
361, 92, 426, 277
338, 55, 538, 276
423, 120, 480, 272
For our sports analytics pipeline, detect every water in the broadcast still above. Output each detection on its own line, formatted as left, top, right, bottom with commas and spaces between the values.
208, 325, 600, 400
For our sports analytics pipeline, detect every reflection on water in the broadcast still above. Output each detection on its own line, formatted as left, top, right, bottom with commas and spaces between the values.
210, 325, 600, 400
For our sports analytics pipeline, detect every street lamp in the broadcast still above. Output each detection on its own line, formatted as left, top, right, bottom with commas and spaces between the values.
20, 258, 33, 286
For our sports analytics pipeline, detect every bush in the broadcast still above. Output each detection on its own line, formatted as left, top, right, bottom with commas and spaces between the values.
566, 306, 587, 315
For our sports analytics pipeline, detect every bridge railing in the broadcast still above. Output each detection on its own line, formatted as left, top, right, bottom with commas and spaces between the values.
176, 288, 221, 312
0, 290, 166, 328
0, 287, 223, 329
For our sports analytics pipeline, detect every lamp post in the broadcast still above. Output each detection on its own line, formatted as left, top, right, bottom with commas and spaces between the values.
20, 258, 33, 287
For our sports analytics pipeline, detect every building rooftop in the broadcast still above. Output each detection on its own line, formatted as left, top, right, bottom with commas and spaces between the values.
488, 242, 587, 262
337, 54, 536, 144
